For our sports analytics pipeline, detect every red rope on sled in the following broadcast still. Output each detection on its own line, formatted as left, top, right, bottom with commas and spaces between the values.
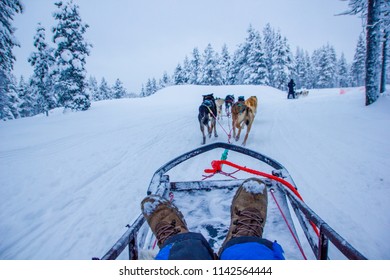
270, 189, 308, 260
204, 160, 319, 236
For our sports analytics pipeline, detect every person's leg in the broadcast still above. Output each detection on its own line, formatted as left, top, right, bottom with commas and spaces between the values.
219, 237, 284, 260
141, 195, 214, 260
155, 232, 215, 260
218, 178, 285, 260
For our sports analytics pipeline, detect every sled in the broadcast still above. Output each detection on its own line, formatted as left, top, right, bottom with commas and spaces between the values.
97, 142, 366, 260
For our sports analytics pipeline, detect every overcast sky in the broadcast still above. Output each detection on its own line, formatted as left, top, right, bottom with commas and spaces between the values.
12, 0, 363, 93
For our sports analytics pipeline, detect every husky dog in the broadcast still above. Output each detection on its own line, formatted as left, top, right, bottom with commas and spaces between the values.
231, 96, 257, 146
224, 94, 235, 117
198, 94, 218, 145
215, 98, 225, 120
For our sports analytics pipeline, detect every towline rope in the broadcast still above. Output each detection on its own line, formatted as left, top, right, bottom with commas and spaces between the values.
206, 106, 232, 143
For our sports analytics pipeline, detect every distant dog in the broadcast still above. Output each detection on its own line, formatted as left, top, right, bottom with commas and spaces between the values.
198, 94, 218, 145
224, 94, 235, 117
295, 90, 309, 98
231, 96, 257, 146
215, 98, 225, 120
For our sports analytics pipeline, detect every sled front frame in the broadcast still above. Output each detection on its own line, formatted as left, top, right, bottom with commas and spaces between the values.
99, 142, 366, 260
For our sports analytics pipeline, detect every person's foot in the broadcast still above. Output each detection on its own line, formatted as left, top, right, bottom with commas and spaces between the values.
141, 195, 188, 248
220, 178, 268, 250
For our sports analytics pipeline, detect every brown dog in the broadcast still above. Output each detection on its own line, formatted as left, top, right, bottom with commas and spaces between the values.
231, 96, 257, 146
245, 96, 258, 115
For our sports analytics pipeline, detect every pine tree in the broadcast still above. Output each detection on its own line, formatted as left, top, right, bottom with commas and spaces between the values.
199, 43, 222, 85
263, 23, 277, 87
341, 0, 385, 105
232, 26, 254, 85
98, 78, 111, 100
112, 78, 127, 99
304, 51, 316, 89
189, 47, 201, 84
272, 32, 294, 90
351, 33, 366, 86
0, 0, 23, 120
220, 44, 232, 85
18, 76, 36, 117
294, 48, 307, 89
159, 71, 171, 88
315, 44, 338, 88
29, 23, 56, 116
244, 30, 268, 85
6, 74, 21, 119
173, 63, 185, 85
338, 53, 351, 87
87, 76, 99, 101
52, 0, 92, 111
182, 56, 191, 84
144, 78, 158, 96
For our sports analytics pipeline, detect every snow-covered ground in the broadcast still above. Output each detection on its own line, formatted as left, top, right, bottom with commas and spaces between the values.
0, 85, 389, 260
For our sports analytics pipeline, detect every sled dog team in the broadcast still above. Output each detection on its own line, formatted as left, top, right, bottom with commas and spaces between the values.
198, 93, 258, 146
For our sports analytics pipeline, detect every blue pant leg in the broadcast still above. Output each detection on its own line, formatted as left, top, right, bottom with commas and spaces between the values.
155, 232, 215, 260
219, 236, 285, 260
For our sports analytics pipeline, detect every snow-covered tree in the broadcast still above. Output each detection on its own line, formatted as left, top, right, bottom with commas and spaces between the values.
112, 78, 127, 99
0, 0, 23, 120
52, 0, 92, 111
338, 53, 351, 87
220, 44, 232, 85
244, 30, 268, 85
18, 76, 36, 117
263, 23, 278, 87
86, 76, 99, 101
28, 23, 56, 116
351, 33, 366, 86
182, 56, 191, 84
294, 48, 308, 89
144, 78, 157, 96
199, 43, 222, 85
98, 78, 111, 100
314, 44, 338, 88
159, 71, 171, 88
188, 47, 202, 84
272, 32, 294, 90
173, 63, 185, 85
304, 51, 316, 89
341, 0, 387, 105
4, 74, 21, 119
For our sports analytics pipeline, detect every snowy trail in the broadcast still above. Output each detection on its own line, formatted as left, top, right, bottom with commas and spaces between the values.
0, 85, 389, 259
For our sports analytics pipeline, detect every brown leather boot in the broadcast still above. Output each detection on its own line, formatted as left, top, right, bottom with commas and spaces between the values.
141, 195, 189, 248
220, 178, 268, 252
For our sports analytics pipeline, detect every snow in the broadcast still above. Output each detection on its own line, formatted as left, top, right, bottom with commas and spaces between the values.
242, 179, 266, 194
0, 85, 389, 260
60, 49, 73, 62
142, 195, 167, 216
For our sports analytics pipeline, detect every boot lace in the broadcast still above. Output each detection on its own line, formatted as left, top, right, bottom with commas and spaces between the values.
155, 220, 180, 246
232, 208, 264, 238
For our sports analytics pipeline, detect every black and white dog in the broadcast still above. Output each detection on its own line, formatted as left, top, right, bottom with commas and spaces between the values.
224, 94, 235, 117
198, 93, 218, 145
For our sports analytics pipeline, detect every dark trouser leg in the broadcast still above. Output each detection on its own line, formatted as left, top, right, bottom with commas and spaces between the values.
155, 232, 215, 260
